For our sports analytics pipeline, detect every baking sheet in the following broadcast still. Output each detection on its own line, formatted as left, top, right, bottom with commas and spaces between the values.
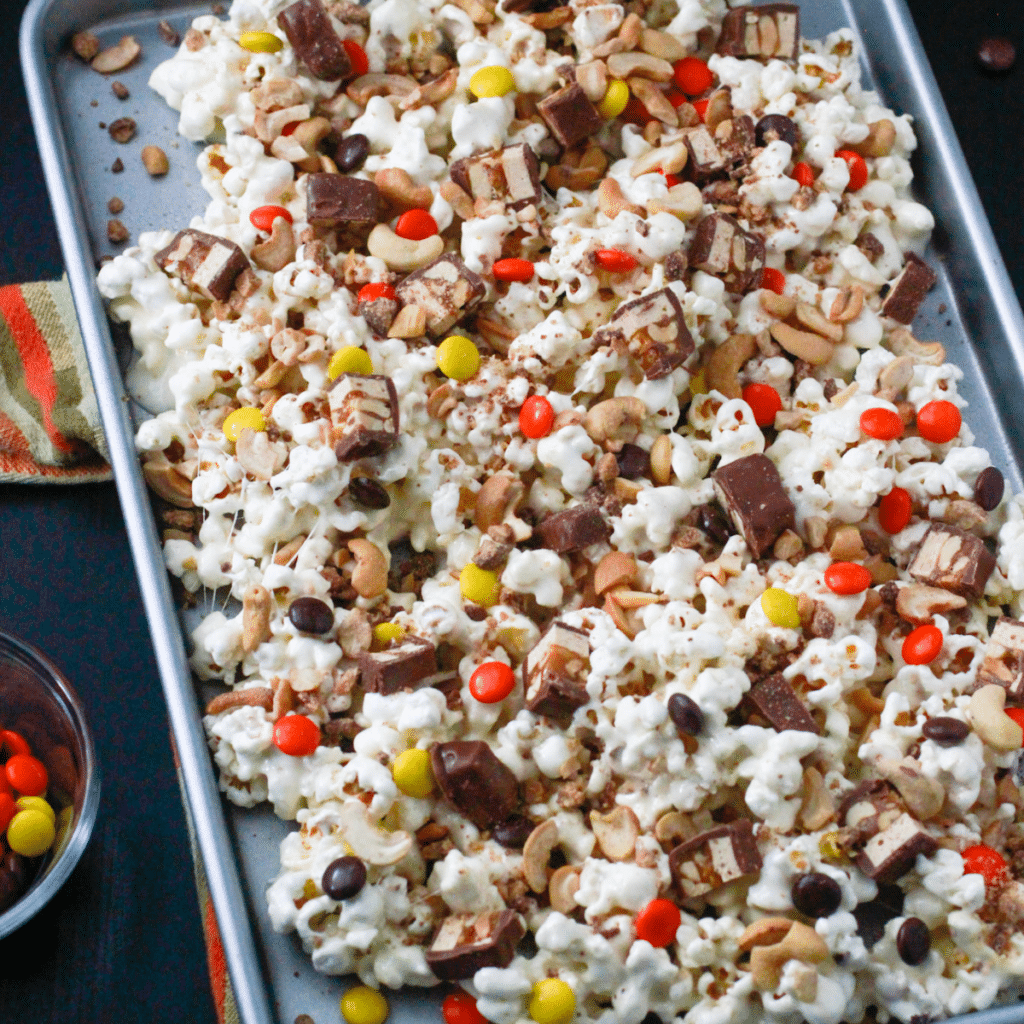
18, 1, 1024, 1023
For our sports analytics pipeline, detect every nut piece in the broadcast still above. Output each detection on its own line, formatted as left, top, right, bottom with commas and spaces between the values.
72, 31, 101, 61
889, 327, 945, 367
798, 766, 835, 831
367, 223, 444, 272
795, 302, 844, 343
769, 321, 834, 365
597, 177, 644, 219
205, 687, 274, 715
606, 52, 674, 81
107, 118, 136, 143
336, 799, 413, 865
347, 538, 389, 599
242, 584, 272, 653
829, 285, 864, 324
705, 333, 758, 400
583, 397, 646, 447
874, 757, 945, 821
142, 455, 193, 506
968, 684, 1024, 752
639, 28, 688, 60
895, 584, 967, 625
251, 217, 297, 272
92, 35, 142, 74
738, 917, 794, 952
141, 145, 169, 176
650, 434, 673, 485
589, 805, 640, 861
475, 472, 528, 539
594, 552, 639, 595
849, 119, 897, 158
548, 865, 581, 914
523, 818, 559, 893
749, 920, 829, 991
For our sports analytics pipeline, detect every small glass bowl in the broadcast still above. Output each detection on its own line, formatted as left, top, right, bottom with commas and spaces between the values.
0, 631, 100, 938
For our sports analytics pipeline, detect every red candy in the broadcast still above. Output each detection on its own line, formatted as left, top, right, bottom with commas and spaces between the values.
836, 149, 868, 191
741, 383, 783, 427
824, 562, 872, 596
672, 57, 713, 96
962, 845, 1008, 885
692, 98, 710, 122
442, 992, 488, 1024
878, 487, 913, 534
595, 249, 638, 273
5, 754, 48, 797
1004, 707, 1024, 741
395, 209, 438, 241
249, 205, 292, 232
0, 793, 15, 833
469, 662, 516, 704
357, 282, 397, 303
916, 400, 961, 444
860, 407, 904, 441
634, 898, 681, 948
272, 714, 320, 757
792, 162, 815, 188
342, 39, 370, 77
761, 267, 786, 295
0, 731, 30, 758
492, 258, 535, 283
902, 624, 943, 665
519, 395, 555, 439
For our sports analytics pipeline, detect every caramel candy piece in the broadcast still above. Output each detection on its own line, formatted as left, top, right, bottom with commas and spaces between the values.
449, 143, 542, 211
277, 0, 353, 81
976, 617, 1024, 699
717, 4, 800, 60
154, 229, 251, 302
425, 909, 525, 980
394, 253, 485, 337
523, 622, 591, 726
306, 174, 379, 226
668, 820, 762, 899
537, 82, 605, 150
592, 288, 694, 379
357, 637, 437, 694
881, 253, 937, 325
535, 505, 610, 554
328, 373, 400, 461
747, 673, 819, 734
712, 454, 795, 559
688, 213, 765, 294
907, 524, 996, 599
430, 741, 520, 829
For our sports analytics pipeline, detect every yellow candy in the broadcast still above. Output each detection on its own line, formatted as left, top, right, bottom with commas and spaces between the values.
392, 748, 434, 799
223, 406, 266, 441
818, 831, 845, 861
239, 31, 283, 53
340, 986, 389, 1024
470, 65, 515, 99
529, 979, 575, 1024
688, 369, 707, 397
598, 80, 630, 119
460, 564, 501, 607
7, 808, 56, 858
437, 335, 481, 381
761, 587, 801, 629
328, 345, 374, 380
15, 796, 54, 824
373, 622, 406, 647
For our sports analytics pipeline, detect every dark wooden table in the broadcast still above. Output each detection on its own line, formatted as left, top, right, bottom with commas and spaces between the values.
2, 1, 1021, 1021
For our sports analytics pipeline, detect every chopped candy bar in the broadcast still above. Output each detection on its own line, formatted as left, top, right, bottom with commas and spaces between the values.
717, 4, 800, 60
449, 144, 542, 211
592, 288, 694, 379
523, 621, 591, 725
881, 253, 937, 324
154, 229, 250, 302
975, 617, 1024, 699
537, 82, 605, 150
536, 505, 610, 553
277, 0, 353, 81
425, 909, 525, 980
712, 454, 795, 558
855, 812, 938, 883
747, 673, 819, 733
357, 636, 437, 694
430, 740, 520, 828
668, 820, 762, 899
684, 126, 728, 183
328, 373, 400, 461
907, 524, 996, 599
688, 213, 766, 294
358, 295, 399, 335
306, 174, 379, 226
394, 253, 485, 337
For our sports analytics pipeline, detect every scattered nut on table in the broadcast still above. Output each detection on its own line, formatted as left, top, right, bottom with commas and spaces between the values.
107, 219, 129, 244
141, 145, 170, 176
107, 117, 136, 143
91, 35, 142, 74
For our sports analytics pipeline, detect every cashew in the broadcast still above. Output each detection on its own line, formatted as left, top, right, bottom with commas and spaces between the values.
647, 182, 702, 221
607, 51, 674, 81
254, 358, 289, 389
401, 68, 459, 110
889, 327, 946, 366
749, 921, 829, 991
338, 608, 373, 657
798, 766, 836, 831
92, 35, 141, 73
597, 178, 644, 219
251, 78, 304, 112
705, 333, 758, 400
704, 89, 733, 132
475, 472, 531, 541
760, 291, 797, 319
942, 499, 988, 531
271, 328, 307, 366
205, 686, 274, 715
829, 284, 864, 324
251, 216, 296, 273
387, 304, 427, 338
875, 757, 945, 820
236, 427, 286, 480
769, 322, 834, 365
346, 538, 389, 599
375, 168, 433, 211
367, 224, 443, 271
141, 145, 169, 176
875, 354, 915, 401
583, 397, 646, 447
805, 516, 829, 549
336, 799, 414, 865
575, 61, 608, 103
142, 455, 194, 507
631, 142, 688, 178
548, 866, 581, 914
849, 119, 897, 158
639, 27, 688, 60
290, 116, 332, 169
589, 805, 640, 861
440, 179, 475, 221
523, 819, 559, 893
594, 552, 639, 595
274, 535, 307, 566
627, 78, 677, 127
968, 684, 1024, 752
242, 584, 272, 653
738, 917, 795, 952
427, 382, 457, 419
607, 589, 660, 609
895, 584, 967, 625
654, 810, 697, 846
650, 434, 673, 485
346, 74, 417, 106
795, 302, 844, 343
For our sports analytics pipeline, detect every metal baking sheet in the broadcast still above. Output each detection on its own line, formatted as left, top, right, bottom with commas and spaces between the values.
18, 1, 1024, 1023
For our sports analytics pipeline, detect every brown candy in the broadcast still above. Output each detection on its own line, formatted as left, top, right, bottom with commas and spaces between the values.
154, 228, 251, 302
668, 820, 762, 899
357, 637, 438, 694
425, 909, 525, 980
523, 621, 591, 726
535, 505, 610, 554
880, 253, 937, 324
712, 454, 795, 559
907, 524, 996, 599
856, 812, 938, 883
328, 373, 400, 461
537, 82, 605, 150
449, 144, 542, 211
430, 740, 520, 828
306, 174, 380, 226
746, 673, 819, 734
975, 617, 1024, 700
394, 253, 485, 337
717, 4, 800, 60
592, 288, 694, 379
688, 213, 765, 294
277, 0, 353, 81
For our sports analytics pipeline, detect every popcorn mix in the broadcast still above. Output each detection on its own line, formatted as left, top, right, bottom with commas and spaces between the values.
96, 0, 1024, 1021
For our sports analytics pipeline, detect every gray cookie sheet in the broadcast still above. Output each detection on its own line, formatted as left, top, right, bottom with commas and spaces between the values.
19, 1, 1024, 1023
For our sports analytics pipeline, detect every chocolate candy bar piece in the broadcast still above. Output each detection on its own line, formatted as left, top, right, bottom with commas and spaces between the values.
449, 144, 542, 211
359, 295, 399, 335
717, 4, 800, 60
855, 812, 937, 883
907, 524, 996, 599
684, 125, 727, 183
976, 617, 1024, 699
425, 909, 525, 980
357, 637, 437, 694
712, 454, 795, 559
278, 0, 353, 81
837, 779, 894, 829
592, 288, 694, 379
430, 740, 519, 829
688, 213, 765, 294
669, 820, 762, 899
536, 505, 610, 554
328, 373, 400, 461
523, 621, 591, 725
880, 253, 937, 324
155, 229, 251, 302
307, 174, 379, 226
394, 253, 485, 337
537, 82, 605, 150
718, 114, 757, 178
747, 673, 819, 734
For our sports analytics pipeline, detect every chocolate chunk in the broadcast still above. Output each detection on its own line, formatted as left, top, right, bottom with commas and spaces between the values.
616, 443, 651, 480
359, 296, 399, 335
357, 636, 437, 694
696, 502, 733, 545
896, 917, 931, 966
746, 673, 819, 733
335, 133, 370, 173
537, 82, 605, 150
278, 0, 353, 81
430, 740, 520, 828
306, 173, 379, 226
791, 872, 842, 918
592, 287, 694, 379
665, 250, 688, 282
717, 4, 800, 60
668, 820, 762, 899
536, 505, 610, 554
837, 779, 894, 829
425, 909, 525, 980
856, 232, 885, 262
880, 253, 937, 324
754, 113, 799, 149
684, 125, 728, 183
978, 37, 1016, 73
712, 453, 795, 558
855, 812, 938, 883
492, 814, 535, 849
348, 476, 391, 509
717, 114, 757, 178
907, 524, 996, 599
449, 143, 542, 211
976, 617, 1024, 699
974, 466, 1005, 512
920, 716, 970, 746
328, 373, 400, 461
523, 621, 591, 725
394, 253, 485, 337
853, 884, 904, 948
688, 213, 765, 294
155, 228, 251, 302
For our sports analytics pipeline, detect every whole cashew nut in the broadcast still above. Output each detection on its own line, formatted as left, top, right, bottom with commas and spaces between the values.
142, 454, 194, 507
583, 397, 646, 447
705, 333, 758, 400
252, 216, 296, 272
874, 757, 945, 820
367, 224, 444, 272
548, 865, 581, 914
375, 168, 433, 211
475, 472, 530, 541
336, 799, 414, 865
769, 321, 835, 365
589, 805, 640, 861
969, 684, 1023, 752
748, 920, 829, 991
347, 538, 389, 599
523, 818, 559, 893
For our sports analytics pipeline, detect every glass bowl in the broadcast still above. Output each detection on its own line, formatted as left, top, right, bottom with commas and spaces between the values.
0, 631, 100, 938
